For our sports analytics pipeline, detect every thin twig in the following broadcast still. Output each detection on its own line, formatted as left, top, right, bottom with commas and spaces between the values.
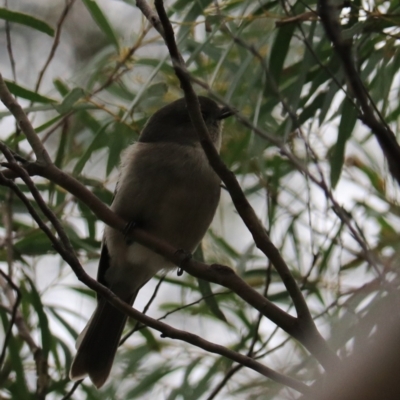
136, 0, 166, 39
6, 157, 298, 336
0, 269, 21, 368
206, 335, 292, 400
35, 0, 76, 93
318, 0, 400, 185
151, 0, 338, 371
0, 148, 309, 394
91, 24, 152, 96
0, 146, 74, 255
120, 275, 165, 344
206, 264, 275, 399
189, 74, 382, 276
61, 379, 83, 400
4, 0, 16, 81
0, 73, 51, 164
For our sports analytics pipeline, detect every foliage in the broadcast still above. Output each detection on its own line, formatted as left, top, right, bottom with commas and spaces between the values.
0, 0, 400, 399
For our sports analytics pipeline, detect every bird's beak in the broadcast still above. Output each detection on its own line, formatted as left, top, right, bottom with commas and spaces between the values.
218, 106, 236, 120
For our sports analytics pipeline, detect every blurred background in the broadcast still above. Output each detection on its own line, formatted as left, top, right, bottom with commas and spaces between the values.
0, 0, 400, 399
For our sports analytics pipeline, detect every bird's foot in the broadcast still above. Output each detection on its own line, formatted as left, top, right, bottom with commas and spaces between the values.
175, 249, 192, 276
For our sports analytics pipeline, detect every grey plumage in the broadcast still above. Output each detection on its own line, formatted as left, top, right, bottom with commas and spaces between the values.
69, 96, 232, 388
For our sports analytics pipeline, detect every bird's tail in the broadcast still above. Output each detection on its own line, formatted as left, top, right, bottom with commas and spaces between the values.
69, 295, 134, 388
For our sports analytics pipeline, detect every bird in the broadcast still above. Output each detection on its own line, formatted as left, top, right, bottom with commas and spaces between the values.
69, 96, 234, 388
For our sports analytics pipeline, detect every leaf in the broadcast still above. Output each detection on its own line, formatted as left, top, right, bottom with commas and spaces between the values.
209, 230, 240, 259
53, 87, 86, 114
25, 276, 52, 357
145, 82, 168, 99
347, 157, 385, 194
197, 279, 228, 323
191, 358, 223, 398
48, 308, 79, 339
330, 98, 358, 188
125, 365, 177, 398
106, 122, 135, 176
53, 337, 74, 373
121, 344, 155, 374
137, 327, 161, 351
269, 24, 296, 86
177, 0, 213, 40
73, 121, 112, 175
53, 78, 70, 96
319, 78, 341, 125
281, 22, 316, 139
0, 7, 54, 36
1, 323, 30, 398
4, 80, 56, 103
15, 230, 54, 255
34, 115, 63, 133
298, 92, 326, 125
81, 0, 119, 50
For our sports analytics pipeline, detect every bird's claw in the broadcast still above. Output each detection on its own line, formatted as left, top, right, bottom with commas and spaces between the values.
175, 249, 192, 276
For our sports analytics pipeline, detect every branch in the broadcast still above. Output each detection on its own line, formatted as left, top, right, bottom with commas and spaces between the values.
151, 0, 339, 370
0, 143, 306, 390
187, 74, 382, 275
0, 269, 21, 368
0, 15, 337, 369
4, 0, 16, 81
318, 0, 400, 185
136, 0, 165, 39
0, 156, 298, 334
35, 0, 77, 93
0, 165, 310, 394
0, 73, 51, 164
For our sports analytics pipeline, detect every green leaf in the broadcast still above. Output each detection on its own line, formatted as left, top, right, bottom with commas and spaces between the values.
25, 276, 52, 358
2, 327, 30, 398
48, 308, 79, 339
330, 98, 358, 188
177, 0, 213, 40
137, 327, 161, 351
4, 80, 56, 104
81, 0, 119, 50
34, 115, 63, 133
125, 365, 177, 398
197, 279, 228, 323
15, 230, 54, 255
319, 79, 341, 125
283, 21, 316, 138
106, 122, 135, 176
269, 24, 295, 86
73, 121, 112, 175
191, 359, 223, 398
145, 82, 168, 99
53, 87, 86, 114
53, 78, 70, 96
121, 344, 155, 374
298, 92, 326, 125
0, 7, 54, 36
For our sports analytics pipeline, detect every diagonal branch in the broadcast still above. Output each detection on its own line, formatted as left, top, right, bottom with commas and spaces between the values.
0, 73, 51, 164
0, 157, 297, 335
318, 0, 400, 185
151, 0, 339, 370
154, 0, 309, 321
35, 0, 77, 93
0, 269, 21, 368
0, 161, 310, 394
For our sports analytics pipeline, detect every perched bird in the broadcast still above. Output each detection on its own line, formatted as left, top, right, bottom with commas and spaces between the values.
69, 96, 233, 388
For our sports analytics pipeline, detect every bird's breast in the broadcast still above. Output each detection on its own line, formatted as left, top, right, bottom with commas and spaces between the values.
106, 142, 221, 267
